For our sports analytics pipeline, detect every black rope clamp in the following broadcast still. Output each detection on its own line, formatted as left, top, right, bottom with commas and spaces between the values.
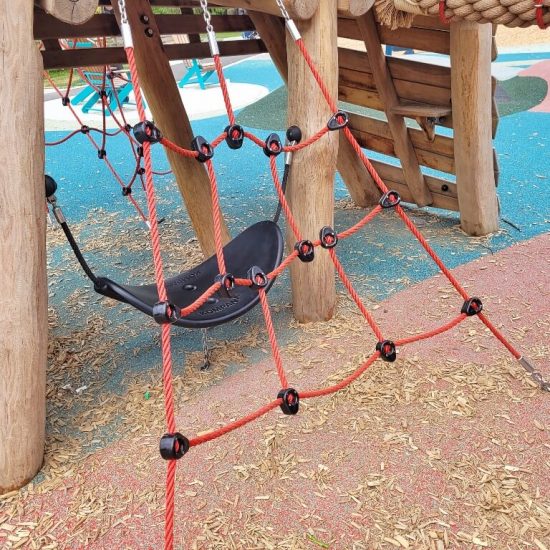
320, 226, 338, 249
461, 297, 483, 316
152, 301, 181, 325
294, 240, 315, 263
379, 190, 401, 209
125, 123, 132, 133
191, 136, 214, 162
327, 111, 349, 131
80, 125, 90, 134
247, 266, 269, 289
122, 186, 132, 196
376, 340, 397, 362
136, 146, 144, 157
277, 388, 300, 415
215, 273, 235, 297
45, 175, 58, 199
159, 432, 189, 460
263, 133, 283, 157
99, 89, 108, 99
61, 96, 70, 106
133, 121, 162, 144
98, 149, 107, 159
225, 124, 244, 150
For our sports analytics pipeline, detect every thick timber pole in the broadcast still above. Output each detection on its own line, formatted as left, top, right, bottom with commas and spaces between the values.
286, 1, 339, 322
0, 0, 47, 492
450, 22, 499, 236
112, 0, 229, 256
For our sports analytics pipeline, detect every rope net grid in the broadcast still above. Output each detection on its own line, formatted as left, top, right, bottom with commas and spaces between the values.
45, 7, 548, 550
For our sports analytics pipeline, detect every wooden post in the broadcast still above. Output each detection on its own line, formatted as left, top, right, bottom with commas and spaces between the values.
0, 0, 47, 493
35, 0, 98, 24
286, 1, 339, 322
450, 22, 499, 236
249, 11, 379, 208
112, 0, 230, 256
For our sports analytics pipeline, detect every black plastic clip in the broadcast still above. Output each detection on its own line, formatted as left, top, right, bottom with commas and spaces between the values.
159, 432, 189, 460
45, 175, 58, 199
376, 340, 397, 362
99, 89, 108, 99
61, 96, 70, 107
277, 388, 300, 415
124, 123, 132, 133
263, 133, 283, 157
152, 301, 181, 325
327, 111, 349, 131
98, 149, 106, 159
320, 226, 338, 249
80, 125, 90, 134
136, 146, 144, 157
225, 124, 244, 150
122, 186, 132, 196
215, 273, 235, 297
294, 240, 315, 263
137, 167, 146, 175
247, 266, 269, 289
133, 121, 162, 144
461, 297, 483, 316
286, 125, 302, 144
379, 190, 401, 209
191, 136, 214, 162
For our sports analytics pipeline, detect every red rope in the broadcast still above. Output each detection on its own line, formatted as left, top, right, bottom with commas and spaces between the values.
535, 1, 547, 29
338, 205, 382, 240
205, 159, 227, 275
395, 314, 466, 346
478, 313, 521, 359
439, 0, 451, 24
213, 55, 236, 126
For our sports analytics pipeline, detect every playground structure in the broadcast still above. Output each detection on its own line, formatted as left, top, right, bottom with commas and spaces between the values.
1, 0, 548, 548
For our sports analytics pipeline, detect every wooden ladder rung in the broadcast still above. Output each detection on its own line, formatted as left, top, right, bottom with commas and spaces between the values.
391, 101, 452, 120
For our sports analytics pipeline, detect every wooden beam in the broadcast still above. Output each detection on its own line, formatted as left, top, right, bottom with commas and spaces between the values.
0, 0, 47, 493
450, 22, 498, 235
338, 0, 374, 16
286, 1, 339, 322
111, 0, 230, 256
205, 0, 319, 19
357, 12, 433, 207
247, 11, 287, 79
35, 0, 98, 24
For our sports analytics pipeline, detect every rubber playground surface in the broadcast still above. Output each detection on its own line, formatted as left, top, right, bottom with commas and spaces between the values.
1, 45, 549, 548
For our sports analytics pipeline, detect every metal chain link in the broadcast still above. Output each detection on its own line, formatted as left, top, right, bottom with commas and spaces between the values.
201, 328, 211, 371
200, 0, 214, 33
118, 0, 128, 25
276, 0, 291, 20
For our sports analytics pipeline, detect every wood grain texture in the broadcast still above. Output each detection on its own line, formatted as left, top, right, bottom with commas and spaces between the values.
286, 1, 339, 322
0, 0, 47, 493
111, 0, 229, 256
36, 0, 98, 24
450, 22, 499, 236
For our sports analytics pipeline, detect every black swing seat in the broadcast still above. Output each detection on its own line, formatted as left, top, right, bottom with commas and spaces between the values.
94, 220, 284, 328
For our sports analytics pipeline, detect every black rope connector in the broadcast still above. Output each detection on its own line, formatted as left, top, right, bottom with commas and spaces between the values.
376, 340, 397, 362
286, 125, 302, 143
379, 190, 401, 209
224, 124, 244, 150
461, 297, 483, 316
45, 175, 58, 199
99, 89, 108, 99
152, 301, 181, 325
80, 125, 90, 134
263, 133, 283, 157
98, 149, 107, 159
191, 136, 214, 162
125, 123, 132, 133
215, 273, 235, 297
277, 388, 300, 415
320, 226, 338, 249
137, 146, 144, 157
294, 240, 315, 263
137, 167, 146, 175
247, 266, 269, 289
133, 120, 162, 144
159, 432, 189, 460
61, 96, 70, 107
122, 186, 132, 196
327, 111, 349, 131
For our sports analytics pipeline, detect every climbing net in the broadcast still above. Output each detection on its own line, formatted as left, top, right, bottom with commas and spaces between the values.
49, 1, 549, 548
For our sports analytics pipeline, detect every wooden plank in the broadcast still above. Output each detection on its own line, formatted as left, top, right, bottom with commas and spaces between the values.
357, 11, 432, 206
286, 0, 338, 322
0, 0, 47, 493
391, 102, 451, 118
450, 21, 498, 235
42, 38, 267, 69
370, 160, 459, 211
111, 0, 230, 255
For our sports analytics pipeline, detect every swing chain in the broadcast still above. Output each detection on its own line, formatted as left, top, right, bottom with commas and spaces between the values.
276, 0, 291, 21
118, 0, 128, 25
201, 328, 211, 371
200, 0, 214, 33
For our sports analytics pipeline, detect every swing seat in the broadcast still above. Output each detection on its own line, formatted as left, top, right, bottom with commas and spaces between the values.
94, 221, 284, 328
